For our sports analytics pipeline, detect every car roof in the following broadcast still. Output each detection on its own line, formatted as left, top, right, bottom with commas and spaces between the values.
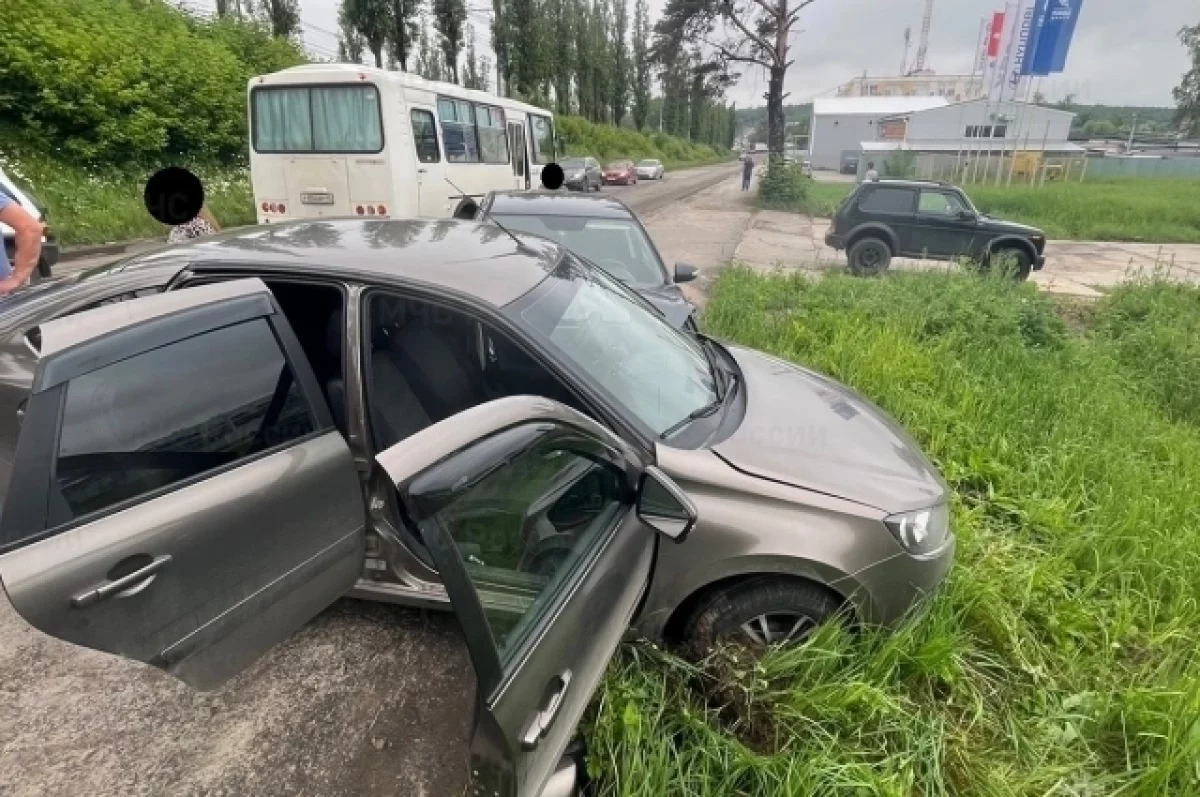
117, 218, 563, 307
485, 191, 638, 220
860, 178, 955, 189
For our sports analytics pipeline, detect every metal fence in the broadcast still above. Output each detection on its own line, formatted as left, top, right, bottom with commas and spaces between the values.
1082, 157, 1200, 180
855, 151, 1089, 185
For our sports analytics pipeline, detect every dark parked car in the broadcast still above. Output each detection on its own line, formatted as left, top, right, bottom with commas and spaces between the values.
478, 190, 699, 329
824, 178, 1047, 280
840, 155, 860, 175
559, 157, 602, 192
1, 166, 58, 280
0, 220, 953, 795
603, 160, 638, 186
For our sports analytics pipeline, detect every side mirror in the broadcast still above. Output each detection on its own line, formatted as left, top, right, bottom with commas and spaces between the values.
636, 466, 697, 542
957, 209, 976, 221
674, 263, 699, 283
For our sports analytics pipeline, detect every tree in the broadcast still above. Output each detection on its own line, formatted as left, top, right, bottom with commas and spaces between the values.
462, 27, 487, 89
549, 0, 575, 114
655, 0, 817, 158
432, 0, 468, 82
386, 0, 420, 70
338, 2, 367, 61
631, 0, 651, 129
1054, 93, 1077, 110
574, 0, 596, 118
342, 0, 391, 67
258, 0, 301, 38
590, 0, 612, 122
415, 16, 445, 79
610, 0, 630, 125
1174, 23, 1200, 135
507, 0, 544, 99
491, 0, 511, 95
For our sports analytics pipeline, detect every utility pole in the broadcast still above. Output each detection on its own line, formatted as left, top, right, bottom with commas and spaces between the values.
1127, 113, 1138, 153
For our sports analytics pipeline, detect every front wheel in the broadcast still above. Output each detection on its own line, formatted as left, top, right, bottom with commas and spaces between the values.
985, 247, 1033, 281
681, 578, 842, 655
847, 237, 892, 276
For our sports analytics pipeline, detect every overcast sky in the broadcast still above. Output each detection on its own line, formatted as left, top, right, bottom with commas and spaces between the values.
216, 0, 1194, 107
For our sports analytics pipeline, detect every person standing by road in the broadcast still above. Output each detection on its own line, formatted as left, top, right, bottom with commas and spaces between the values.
864, 162, 880, 182
741, 155, 755, 191
167, 205, 220, 243
0, 191, 44, 295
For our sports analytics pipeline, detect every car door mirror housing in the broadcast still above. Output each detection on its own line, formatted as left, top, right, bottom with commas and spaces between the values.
957, 210, 976, 221
674, 263, 699, 283
636, 466, 697, 542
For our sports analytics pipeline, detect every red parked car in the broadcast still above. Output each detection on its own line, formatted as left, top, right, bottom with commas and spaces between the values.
603, 160, 638, 185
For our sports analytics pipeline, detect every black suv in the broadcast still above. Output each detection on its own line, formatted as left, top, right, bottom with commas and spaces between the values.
824, 179, 1046, 280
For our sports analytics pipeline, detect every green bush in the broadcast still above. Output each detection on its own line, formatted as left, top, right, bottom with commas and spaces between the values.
882, 150, 917, 178
0, 0, 303, 165
757, 160, 809, 208
555, 116, 729, 169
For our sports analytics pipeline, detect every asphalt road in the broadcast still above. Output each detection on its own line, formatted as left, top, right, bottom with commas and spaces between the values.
2, 160, 739, 797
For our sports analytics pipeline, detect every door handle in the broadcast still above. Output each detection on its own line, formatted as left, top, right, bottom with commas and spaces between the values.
519, 670, 572, 751
71, 554, 172, 609
417, 168, 428, 174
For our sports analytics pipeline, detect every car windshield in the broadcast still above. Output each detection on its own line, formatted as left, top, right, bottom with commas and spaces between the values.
560, 159, 586, 169
491, 213, 666, 286
605, 162, 628, 169
512, 255, 717, 436
637, 160, 658, 167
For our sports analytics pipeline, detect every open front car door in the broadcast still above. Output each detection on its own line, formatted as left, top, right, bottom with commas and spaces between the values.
376, 396, 695, 797
0, 279, 365, 690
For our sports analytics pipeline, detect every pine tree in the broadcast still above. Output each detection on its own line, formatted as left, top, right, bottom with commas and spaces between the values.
631, 0, 651, 129
609, 0, 630, 125
342, 0, 392, 68
432, 0, 468, 82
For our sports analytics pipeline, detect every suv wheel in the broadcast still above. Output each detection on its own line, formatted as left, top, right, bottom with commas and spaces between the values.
986, 247, 1033, 281
680, 577, 842, 655
847, 237, 892, 276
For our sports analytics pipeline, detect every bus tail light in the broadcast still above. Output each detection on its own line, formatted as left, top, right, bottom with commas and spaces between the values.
356, 205, 365, 215
376, 205, 387, 216
367, 206, 376, 215
278, 203, 286, 214
261, 202, 270, 212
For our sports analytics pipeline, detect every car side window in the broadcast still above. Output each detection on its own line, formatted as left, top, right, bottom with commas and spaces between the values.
410, 109, 440, 163
50, 318, 316, 525
431, 433, 626, 664
918, 190, 966, 216
858, 187, 916, 214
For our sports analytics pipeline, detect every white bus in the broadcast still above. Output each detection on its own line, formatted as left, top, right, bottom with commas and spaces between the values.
247, 64, 558, 223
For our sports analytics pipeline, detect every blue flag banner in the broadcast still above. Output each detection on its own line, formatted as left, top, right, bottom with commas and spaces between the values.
1030, 0, 1084, 76
1021, 0, 1050, 75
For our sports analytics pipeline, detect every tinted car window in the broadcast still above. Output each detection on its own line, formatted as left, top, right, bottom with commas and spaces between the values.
858, 187, 916, 214
53, 319, 315, 521
918, 190, 966, 216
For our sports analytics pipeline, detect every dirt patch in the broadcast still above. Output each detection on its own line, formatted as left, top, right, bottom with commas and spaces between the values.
1048, 293, 1099, 333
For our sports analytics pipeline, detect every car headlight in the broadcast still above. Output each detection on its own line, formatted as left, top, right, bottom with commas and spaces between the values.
571, 171, 584, 179
884, 503, 950, 555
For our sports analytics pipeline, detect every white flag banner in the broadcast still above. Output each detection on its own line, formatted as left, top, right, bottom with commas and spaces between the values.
1002, 0, 1037, 101
975, 18, 991, 75
988, 2, 1019, 101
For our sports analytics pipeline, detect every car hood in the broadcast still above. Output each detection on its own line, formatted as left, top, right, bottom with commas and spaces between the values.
635, 284, 695, 328
712, 346, 947, 512
978, 215, 1043, 236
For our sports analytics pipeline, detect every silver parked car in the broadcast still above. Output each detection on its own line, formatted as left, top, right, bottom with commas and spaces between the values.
0, 219, 953, 795
635, 159, 665, 180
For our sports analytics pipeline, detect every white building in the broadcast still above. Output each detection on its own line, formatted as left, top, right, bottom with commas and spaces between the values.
856, 99, 1083, 182
836, 73, 985, 102
810, 96, 949, 171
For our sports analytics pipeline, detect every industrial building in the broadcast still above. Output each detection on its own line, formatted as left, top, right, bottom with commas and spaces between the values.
836, 73, 986, 102
854, 99, 1084, 183
810, 96, 949, 171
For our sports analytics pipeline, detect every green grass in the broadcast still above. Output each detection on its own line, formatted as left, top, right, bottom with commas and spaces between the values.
587, 268, 1200, 796
0, 150, 255, 246
765, 178, 1200, 244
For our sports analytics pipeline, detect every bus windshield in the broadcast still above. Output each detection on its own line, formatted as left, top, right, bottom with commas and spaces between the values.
251, 85, 383, 153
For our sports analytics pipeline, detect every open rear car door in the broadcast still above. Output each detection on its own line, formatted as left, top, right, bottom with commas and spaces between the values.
377, 395, 696, 797
0, 279, 365, 690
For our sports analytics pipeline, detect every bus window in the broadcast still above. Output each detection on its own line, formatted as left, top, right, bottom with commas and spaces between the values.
411, 109, 440, 163
439, 98, 479, 163
251, 85, 382, 153
529, 115, 554, 164
477, 106, 510, 164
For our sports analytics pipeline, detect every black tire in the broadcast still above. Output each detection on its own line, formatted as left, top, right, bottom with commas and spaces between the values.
986, 246, 1033, 281
681, 577, 842, 655
847, 237, 892, 276
36, 256, 53, 280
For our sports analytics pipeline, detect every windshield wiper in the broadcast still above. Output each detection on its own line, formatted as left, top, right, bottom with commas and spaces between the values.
695, 334, 727, 400
660, 396, 724, 440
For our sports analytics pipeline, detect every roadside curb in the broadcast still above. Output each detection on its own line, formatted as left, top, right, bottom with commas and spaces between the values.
60, 238, 159, 262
